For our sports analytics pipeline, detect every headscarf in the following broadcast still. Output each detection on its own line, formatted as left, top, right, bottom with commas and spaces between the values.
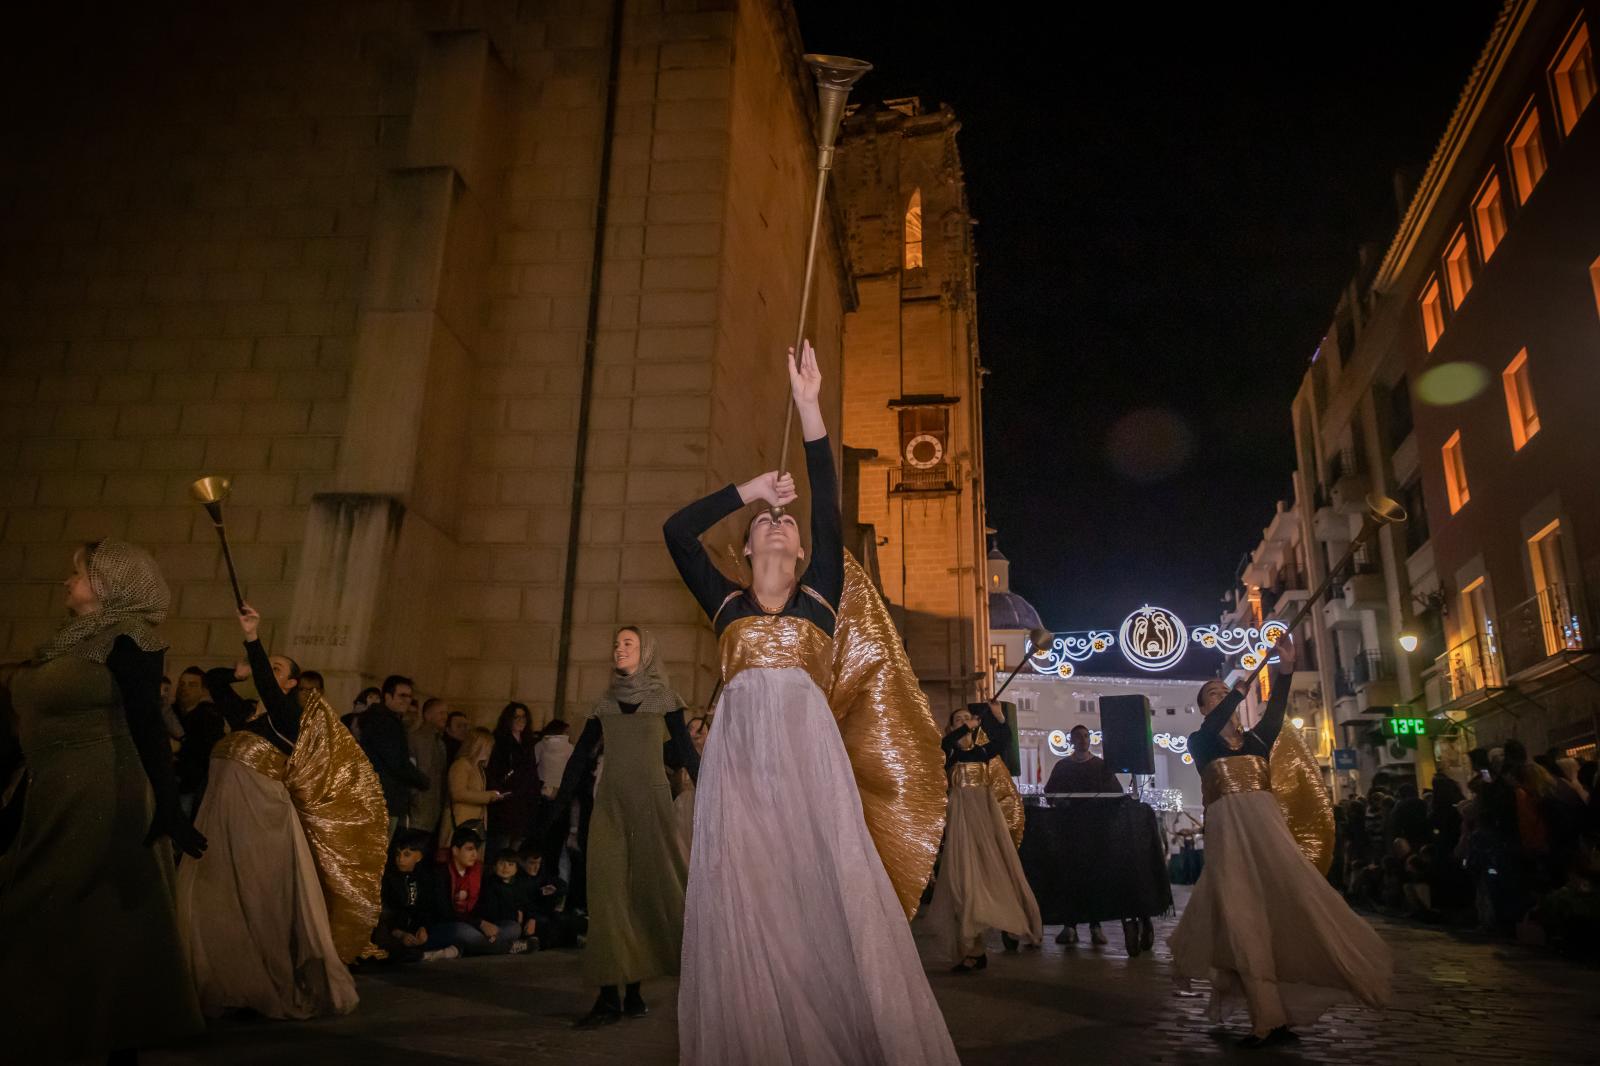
590, 627, 682, 718
36, 539, 170, 664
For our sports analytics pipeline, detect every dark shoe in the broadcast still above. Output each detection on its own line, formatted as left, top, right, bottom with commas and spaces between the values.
1000, 931, 1019, 953
1237, 1034, 1268, 1049
1266, 1027, 1299, 1045
574, 1004, 622, 1030
1089, 923, 1108, 946
622, 992, 648, 1018
950, 954, 987, 973
1139, 917, 1154, 952
1122, 918, 1142, 956
1055, 925, 1078, 945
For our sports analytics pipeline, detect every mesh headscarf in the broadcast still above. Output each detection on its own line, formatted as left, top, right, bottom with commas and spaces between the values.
36, 539, 170, 664
591, 627, 682, 718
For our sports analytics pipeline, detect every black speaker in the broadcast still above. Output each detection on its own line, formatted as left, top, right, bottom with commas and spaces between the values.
1099, 694, 1154, 775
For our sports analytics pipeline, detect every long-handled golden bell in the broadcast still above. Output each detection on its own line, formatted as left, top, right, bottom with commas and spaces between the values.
1243, 491, 1409, 678
189, 475, 245, 612
993, 626, 1056, 700
769, 54, 872, 517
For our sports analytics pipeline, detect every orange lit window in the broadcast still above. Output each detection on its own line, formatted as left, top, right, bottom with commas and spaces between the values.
1551, 19, 1596, 134
1444, 228, 1473, 308
904, 188, 923, 270
1508, 103, 1548, 203
1472, 173, 1507, 261
1442, 431, 1470, 513
1501, 349, 1540, 449
1591, 255, 1600, 321
1419, 276, 1445, 350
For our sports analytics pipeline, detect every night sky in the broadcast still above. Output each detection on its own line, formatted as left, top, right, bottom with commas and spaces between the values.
796, 1, 1505, 632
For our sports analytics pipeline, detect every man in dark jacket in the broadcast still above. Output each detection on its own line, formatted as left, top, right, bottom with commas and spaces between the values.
361, 675, 430, 838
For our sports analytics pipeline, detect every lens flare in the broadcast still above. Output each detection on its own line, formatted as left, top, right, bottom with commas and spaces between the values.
1416, 362, 1489, 406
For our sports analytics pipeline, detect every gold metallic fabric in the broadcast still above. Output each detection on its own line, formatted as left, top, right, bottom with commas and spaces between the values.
951, 756, 1024, 848
1201, 754, 1269, 807
211, 729, 288, 782
284, 689, 388, 964
829, 553, 948, 919
1268, 722, 1335, 876
719, 614, 834, 696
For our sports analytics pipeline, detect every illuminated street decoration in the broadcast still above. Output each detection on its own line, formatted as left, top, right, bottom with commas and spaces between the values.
1153, 731, 1195, 766
1046, 728, 1103, 755
1119, 605, 1188, 672
1032, 631, 1115, 679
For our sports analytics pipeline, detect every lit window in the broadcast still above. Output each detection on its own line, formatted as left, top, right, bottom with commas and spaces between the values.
904, 188, 923, 270
1473, 172, 1507, 261
1444, 228, 1473, 308
1591, 255, 1600, 321
991, 643, 1007, 673
1501, 349, 1540, 450
1419, 276, 1445, 350
1442, 431, 1470, 513
1507, 103, 1548, 203
1551, 19, 1596, 134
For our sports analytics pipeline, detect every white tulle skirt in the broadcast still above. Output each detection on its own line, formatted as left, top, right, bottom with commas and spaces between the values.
176, 758, 357, 1019
679, 667, 959, 1066
1169, 788, 1391, 1036
929, 782, 1042, 963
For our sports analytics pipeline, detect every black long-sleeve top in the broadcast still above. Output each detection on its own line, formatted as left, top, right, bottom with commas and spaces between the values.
550, 705, 700, 817
663, 435, 842, 637
1188, 676, 1290, 774
942, 703, 1008, 770
360, 706, 431, 818
107, 634, 204, 856
201, 639, 303, 756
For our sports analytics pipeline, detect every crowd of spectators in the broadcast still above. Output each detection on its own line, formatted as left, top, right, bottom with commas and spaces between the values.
1331, 742, 1600, 957
154, 665, 710, 967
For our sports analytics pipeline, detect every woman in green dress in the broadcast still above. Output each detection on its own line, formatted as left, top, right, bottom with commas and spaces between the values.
547, 626, 700, 1028
0, 539, 206, 1063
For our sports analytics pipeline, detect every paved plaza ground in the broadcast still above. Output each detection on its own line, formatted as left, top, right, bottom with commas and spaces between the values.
149, 888, 1600, 1065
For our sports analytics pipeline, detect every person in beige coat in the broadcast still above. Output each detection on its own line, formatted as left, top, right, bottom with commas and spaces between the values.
439, 728, 506, 850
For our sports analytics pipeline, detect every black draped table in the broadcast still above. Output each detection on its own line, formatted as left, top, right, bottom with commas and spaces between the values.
1019, 795, 1173, 925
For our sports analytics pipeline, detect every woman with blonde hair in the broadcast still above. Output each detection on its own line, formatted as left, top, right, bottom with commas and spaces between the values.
440, 726, 507, 848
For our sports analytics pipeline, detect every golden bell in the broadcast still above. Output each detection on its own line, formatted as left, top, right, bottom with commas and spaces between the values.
1365, 493, 1408, 525
189, 475, 232, 525
1026, 626, 1055, 658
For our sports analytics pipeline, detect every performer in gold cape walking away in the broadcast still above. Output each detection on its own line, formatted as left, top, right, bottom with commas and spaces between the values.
665, 342, 957, 1065
1170, 636, 1392, 1046
0, 540, 205, 1064
547, 625, 700, 1028
176, 603, 387, 1019
930, 702, 1042, 972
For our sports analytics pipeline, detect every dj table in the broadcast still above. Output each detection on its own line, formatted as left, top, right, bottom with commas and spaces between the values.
1019, 795, 1173, 924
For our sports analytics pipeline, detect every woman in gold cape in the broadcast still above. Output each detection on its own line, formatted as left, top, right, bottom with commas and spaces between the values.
929, 702, 1041, 972
1169, 637, 1391, 1046
176, 605, 387, 1019
663, 343, 956, 1066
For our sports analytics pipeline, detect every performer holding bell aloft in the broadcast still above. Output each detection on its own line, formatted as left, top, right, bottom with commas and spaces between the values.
930, 701, 1042, 972
1169, 635, 1391, 1047
665, 341, 957, 1065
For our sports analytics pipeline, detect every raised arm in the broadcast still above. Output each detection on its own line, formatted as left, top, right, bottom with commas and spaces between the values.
1197, 689, 1245, 738
975, 701, 1009, 758
663, 483, 745, 620
1254, 638, 1298, 748
789, 341, 842, 607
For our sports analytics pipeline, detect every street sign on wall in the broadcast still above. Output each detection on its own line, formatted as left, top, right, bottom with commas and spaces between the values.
1332, 748, 1358, 771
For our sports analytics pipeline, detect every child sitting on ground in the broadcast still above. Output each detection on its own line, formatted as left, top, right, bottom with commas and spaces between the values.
517, 847, 584, 948
479, 850, 538, 952
378, 830, 457, 962
426, 825, 526, 956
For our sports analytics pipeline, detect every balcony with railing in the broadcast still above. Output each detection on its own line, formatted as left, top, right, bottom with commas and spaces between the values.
1329, 447, 1367, 514
892, 462, 954, 493
1497, 582, 1588, 678
1432, 630, 1504, 704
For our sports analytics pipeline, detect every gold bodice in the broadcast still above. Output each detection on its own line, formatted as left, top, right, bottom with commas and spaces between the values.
949, 759, 992, 789
1200, 753, 1269, 808
719, 614, 833, 694
212, 728, 288, 782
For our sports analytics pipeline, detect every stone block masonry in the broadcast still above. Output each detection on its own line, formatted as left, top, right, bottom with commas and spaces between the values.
0, 0, 851, 730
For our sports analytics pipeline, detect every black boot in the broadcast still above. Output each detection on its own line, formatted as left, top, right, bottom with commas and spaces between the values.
622, 981, 647, 1018
1139, 916, 1154, 953
1000, 931, 1019, 953
1122, 918, 1142, 957
575, 986, 622, 1029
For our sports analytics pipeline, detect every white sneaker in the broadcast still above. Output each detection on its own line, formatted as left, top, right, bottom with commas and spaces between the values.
422, 945, 461, 962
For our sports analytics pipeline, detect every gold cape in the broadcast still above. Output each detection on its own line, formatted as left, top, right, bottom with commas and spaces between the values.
284, 689, 389, 963
1268, 717, 1335, 876
829, 553, 949, 919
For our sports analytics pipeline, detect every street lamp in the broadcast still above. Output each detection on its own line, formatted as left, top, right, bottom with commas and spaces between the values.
1398, 631, 1420, 653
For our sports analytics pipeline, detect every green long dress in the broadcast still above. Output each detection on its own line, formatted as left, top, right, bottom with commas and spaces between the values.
0, 650, 204, 1060
583, 707, 689, 986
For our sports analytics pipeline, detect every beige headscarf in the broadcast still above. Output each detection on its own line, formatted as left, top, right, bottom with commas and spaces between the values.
36, 540, 170, 664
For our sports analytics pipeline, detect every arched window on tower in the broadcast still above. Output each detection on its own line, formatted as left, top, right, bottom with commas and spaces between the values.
904, 188, 923, 270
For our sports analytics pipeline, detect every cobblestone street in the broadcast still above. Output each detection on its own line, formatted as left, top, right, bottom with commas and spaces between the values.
148, 888, 1600, 1065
